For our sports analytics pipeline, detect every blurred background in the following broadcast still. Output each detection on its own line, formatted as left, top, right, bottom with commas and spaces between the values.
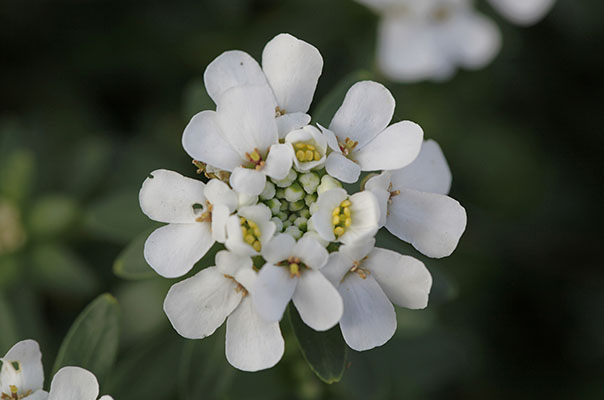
1, 0, 603, 398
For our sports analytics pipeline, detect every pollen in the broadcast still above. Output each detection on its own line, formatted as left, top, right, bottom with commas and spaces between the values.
293, 141, 322, 162
240, 217, 262, 252
279, 256, 304, 278
338, 137, 358, 156
332, 199, 352, 238
245, 148, 266, 170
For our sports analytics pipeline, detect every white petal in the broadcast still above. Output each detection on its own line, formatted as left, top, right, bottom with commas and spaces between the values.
216, 85, 278, 156
48, 367, 98, 400
225, 297, 284, 371
291, 236, 328, 269
321, 252, 353, 287
139, 169, 206, 224
338, 238, 376, 262
292, 269, 343, 331
364, 248, 432, 309
447, 12, 501, 70
364, 171, 391, 227
329, 81, 395, 148
144, 223, 214, 278
163, 267, 243, 339
318, 125, 341, 153
211, 204, 230, 243
276, 113, 311, 139
203, 50, 267, 105
0, 340, 44, 394
325, 153, 361, 183
215, 249, 253, 277
204, 179, 238, 212
182, 111, 244, 172
261, 233, 295, 264
354, 121, 423, 172
253, 263, 297, 322
488, 0, 555, 25
229, 167, 267, 197
309, 188, 348, 242
26, 391, 49, 400
386, 189, 467, 258
99, 396, 113, 400
390, 139, 452, 195
339, 191, 380, 245
262, 33, 323, 114
262, 143, 294, 180
338, 274, 396, 351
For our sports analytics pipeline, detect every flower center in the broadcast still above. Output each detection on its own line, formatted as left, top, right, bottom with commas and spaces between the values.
1, 385, 31, 400
245, 148, 266, 170
240, 217, 262, 252
275, 106, 286, 117
223, 274, 248, 296
338, 137, 358, 157
332, 199, 352, 238
278, 256, 306, 278
294, 141, 321, 163
349, 258, 370, 279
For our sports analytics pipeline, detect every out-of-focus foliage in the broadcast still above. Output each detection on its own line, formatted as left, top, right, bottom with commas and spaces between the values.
1, 0, 603, 398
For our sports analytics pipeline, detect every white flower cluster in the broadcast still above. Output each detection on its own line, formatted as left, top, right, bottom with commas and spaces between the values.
139, 33, 467, 372
355, 0, 556, 82
0, 340, 112, 400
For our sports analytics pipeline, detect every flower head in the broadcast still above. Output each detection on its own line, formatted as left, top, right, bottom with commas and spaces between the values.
0, 340, 44, 400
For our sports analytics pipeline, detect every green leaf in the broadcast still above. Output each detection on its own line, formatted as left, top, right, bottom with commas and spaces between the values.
27, 194, 80, 238
52, 293, 120, 385
0, 149, 35, 203
0, 292, 19, 354
113, 230, 158, 280
311, 70, 374, 127
287, 305, 347, 384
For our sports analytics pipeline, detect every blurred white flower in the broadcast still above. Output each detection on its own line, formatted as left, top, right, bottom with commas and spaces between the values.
356, 0, 501, 82
365, 139, 467, 258
322, 239, 432, 351
488, 0, 555, 26
47, 367, 112, 400
320, 81, 423, 183
163, 250, 284, 372
139, 169, 238, 278
1, 340, 46, 400
253, 234, 343, 331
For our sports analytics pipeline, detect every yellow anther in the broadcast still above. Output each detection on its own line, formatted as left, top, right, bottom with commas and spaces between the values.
314, 151, 321, 160
331, 198, 353, 239
9, 386, 17, 394
240, 217, 262, 252
240, 217, 246, 224
343, 207, 351, 216
296, 150, 305, 161
241, 227, 248, 236
249, 151, 260, 162
344, 217, 352, 227
245, 234, 255, 244
305, 150, 313, 160
253, 227, 261, 237
295, 143, 306, 149
332, 207, 340, 216
289, 263, 300, 277
332, 215, 340, 225
341, 200, 351, 208
334, 226, 345, 237
248, 220, 257, 229
252, 240, 262, 252
306, 144, 315, 151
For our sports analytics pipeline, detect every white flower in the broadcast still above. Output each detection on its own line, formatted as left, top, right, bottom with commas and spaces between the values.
0, 340, 46, 400
285, 125, 328, 172
253, 234, 343, 331
182, 84, 294, 196
320, 81, 424, 183
202, 33, 323, 138
356, 0, 501, 82
139, 169, 238, 278
310, 188, 380, 245
225, 204, 276, 256
47, 367, 112, 400
163, 250, 284, 372
365, 139, 467, 258
488, 0, 555, 26
322, 239, 432, 351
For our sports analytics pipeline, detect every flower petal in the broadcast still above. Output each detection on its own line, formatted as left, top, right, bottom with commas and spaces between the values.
182, 110, 244, 172
354, 121, 423, 172
163, 266, 243, 339
338, 274, 396, 351
261, 233, 296, 264
225, 297, 284, 371
204, 179, 238, 212
386, 189, 467, 258
144, 222, 214, 278
203, 50, 267, 105
276, 113, 311, 139
139, 169, 206, 224
292, 269, 343, 331
446, 12, 501, 70
263, 143, 294, 180
26, 391, 49, 400
291, 236, 328, 269
253, 263, 297, 323
262, 33, 323, 114
364, 171, 391, 227
310, 188, 348, 242
230, 167, 267, 197
364, 248, 432, 309
321, 252, 353, 287
488, 0, 555, 26
325, 153, 361, 183
329, 81, 395, 148
339, 191, 380, 245
390, 139, 452, 195
338, 238, 376, 263
318, 125, 341, 153
48, 367, 98, 400
216, 85, 278, 156
215, 249, 253, 277
1, 340, 44, 394
211, 203, 231, 243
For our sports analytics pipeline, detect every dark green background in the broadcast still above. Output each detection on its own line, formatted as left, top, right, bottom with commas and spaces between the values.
1, 0, 603, 398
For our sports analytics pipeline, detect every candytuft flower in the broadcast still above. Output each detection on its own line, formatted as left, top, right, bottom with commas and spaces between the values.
47, 367, 113, 400
1, 340, 45, 400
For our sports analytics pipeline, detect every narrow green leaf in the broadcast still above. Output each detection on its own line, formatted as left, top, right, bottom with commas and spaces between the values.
287, 305, 347, 384
311, 70, 374, 127
113, 230, 157, 280
52, 293, 120, 385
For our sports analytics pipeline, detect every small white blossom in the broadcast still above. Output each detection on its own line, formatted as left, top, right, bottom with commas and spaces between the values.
1, 340, 46, 400
285, 125, 328, 172
322, 239, 432, 351
253, 235, 343, 331
321, 81, 424, 183
139, 170, 239, 278
365, 139, 467, 258
225, 204, 276, 256
488, 0, 555, 26
47, 367, 113, 400
163, 250, 284, 372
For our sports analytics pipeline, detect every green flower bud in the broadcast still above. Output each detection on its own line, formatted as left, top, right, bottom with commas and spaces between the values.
317, 175, 342, 195
284, 225, 302, 239
271, 216, 283, 232
277, 211, 288, 221
284, 182, 305, 202
273, 169, 297, 188
275, 188, 286, 199
298, 172, 320, 194
259, 180, 276, 200
304, 193, 317, 207
288, 199, 305, 212
265, 198, 282, 215
297, 208, 311, 219
294, 216, 308, 231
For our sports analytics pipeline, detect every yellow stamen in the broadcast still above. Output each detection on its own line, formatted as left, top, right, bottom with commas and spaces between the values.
240, 217, 262, 252
344, 217, 352, 227
332, 215, 340, 225
332, 207, 340, 216
296, 150, 305, 161
332, 198, 353, 238
252, 240, 262, 252
314, 151, 321, 160
305, 150, 313, 160
245, 234, 255, 244
334, 226, 345, 236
